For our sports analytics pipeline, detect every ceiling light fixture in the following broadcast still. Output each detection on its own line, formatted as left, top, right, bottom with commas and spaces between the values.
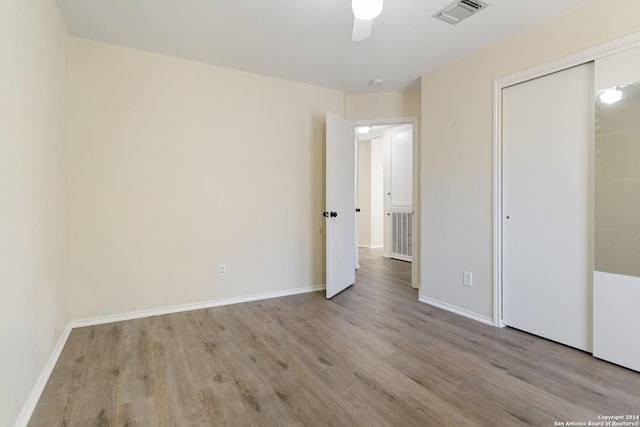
600, 88, 623, 104
370, 77, 384, 86
352, 0, 384, 20
357, 126, 371, 134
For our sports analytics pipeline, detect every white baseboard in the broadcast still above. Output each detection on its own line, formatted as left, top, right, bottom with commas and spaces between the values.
14, 324, 73, 427
358, 244, 383, 249
419, 295, 494, 326
390, 254, 412, 262
71, 284, 325, 328
16, 284, 324, 426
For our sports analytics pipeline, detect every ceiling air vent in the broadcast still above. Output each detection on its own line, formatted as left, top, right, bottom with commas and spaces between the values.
433, 0, 489, 25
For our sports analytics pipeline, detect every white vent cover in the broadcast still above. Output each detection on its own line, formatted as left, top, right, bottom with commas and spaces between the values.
433, 0, 489, 25
391, 211, 413, 262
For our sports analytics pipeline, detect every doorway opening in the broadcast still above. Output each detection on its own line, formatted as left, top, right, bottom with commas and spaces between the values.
354, 118, 419, 289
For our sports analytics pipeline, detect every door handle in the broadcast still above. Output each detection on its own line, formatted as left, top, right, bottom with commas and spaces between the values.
356, 208, 361, 212
330, 211, 338, 218
322, 211, 329, 217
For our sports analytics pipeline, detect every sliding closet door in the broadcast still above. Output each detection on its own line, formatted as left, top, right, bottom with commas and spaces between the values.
502, 63, 593, 352
593, 47, 640, 372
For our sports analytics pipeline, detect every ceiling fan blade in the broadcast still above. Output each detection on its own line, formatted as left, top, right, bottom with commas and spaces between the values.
352, 17, 372, 42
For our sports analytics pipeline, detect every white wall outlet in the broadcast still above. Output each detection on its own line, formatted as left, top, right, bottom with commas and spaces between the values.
463, 271, 472, 286
218, 264, 226, 277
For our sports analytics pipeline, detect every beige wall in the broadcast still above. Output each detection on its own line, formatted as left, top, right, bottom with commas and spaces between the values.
420, 0, 640, 318
357, 138, 384, 248
370, 138, 384, 247
345, 90, 420, 121
357, 141, 372, 247
67, 38, 344, 320
0, 1, 68, 425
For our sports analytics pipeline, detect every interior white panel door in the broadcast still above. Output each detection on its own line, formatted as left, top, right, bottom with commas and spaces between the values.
388, 125, 413, 262
325, 112, 356, 298
502, 63, 593, 352
389, 125, 413, 204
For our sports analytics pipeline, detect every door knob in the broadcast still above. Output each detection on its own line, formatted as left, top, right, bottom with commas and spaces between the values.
322, 211, 329, 217
356, 208, 361, 212
330, 211, 338, 218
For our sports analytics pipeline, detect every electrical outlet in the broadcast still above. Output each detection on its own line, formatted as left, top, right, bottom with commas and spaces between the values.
463, 271, 472, 287
218, 264, 226, 277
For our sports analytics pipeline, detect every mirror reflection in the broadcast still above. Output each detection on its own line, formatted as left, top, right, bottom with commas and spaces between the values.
595, 81, 640, 277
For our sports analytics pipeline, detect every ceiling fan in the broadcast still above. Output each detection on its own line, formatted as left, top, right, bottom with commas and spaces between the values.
351, 0, 384, 42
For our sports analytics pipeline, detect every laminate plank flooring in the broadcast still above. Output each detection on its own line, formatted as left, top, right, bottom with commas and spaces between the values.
29, 249, 640, 426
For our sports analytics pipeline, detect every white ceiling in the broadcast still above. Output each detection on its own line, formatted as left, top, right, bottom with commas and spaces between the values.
56, 0, 592, 93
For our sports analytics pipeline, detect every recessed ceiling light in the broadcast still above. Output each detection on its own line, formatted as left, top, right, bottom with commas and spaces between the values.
357, 126, 371, 134
370, 78, 384, 86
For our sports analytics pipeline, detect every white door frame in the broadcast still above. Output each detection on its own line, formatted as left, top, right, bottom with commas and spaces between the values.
492, 32, 640, 327
354, 116, 420, 289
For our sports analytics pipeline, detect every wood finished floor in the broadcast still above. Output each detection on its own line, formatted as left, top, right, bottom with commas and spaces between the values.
29, 249, 640, 426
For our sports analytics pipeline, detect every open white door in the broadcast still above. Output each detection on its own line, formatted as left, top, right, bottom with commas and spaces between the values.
325, 112, 356, 298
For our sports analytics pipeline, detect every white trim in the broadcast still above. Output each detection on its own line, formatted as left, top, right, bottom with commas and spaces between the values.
353, 116, 418, 128
389, 202, 413, 210
14, 324, 73, 427
390, 254, 412, 263
493, 76, 504, 328
15, 284, 324, 425
419, 295, 494, 326
492, 31, 640, 328
71, 285, 325, 328
495, 33, 640, 90
358, 244, 384, 249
